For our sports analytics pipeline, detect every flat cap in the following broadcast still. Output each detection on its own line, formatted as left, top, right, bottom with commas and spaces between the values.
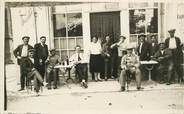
22, 36, 30, 40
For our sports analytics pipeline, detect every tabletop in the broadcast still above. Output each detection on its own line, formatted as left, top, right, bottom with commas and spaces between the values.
54, 64, 73, 69
140, 60, 158, 65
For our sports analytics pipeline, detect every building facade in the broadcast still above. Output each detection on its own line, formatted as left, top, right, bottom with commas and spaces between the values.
5, 2, 184, 63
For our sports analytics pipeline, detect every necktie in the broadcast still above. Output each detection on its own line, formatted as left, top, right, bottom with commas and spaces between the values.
78, 54, 81, 61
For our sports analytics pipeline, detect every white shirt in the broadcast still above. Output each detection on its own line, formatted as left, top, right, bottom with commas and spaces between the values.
169, 37, 177, 49
69, 52, 88, 65
30, 57, 34, 64
139, 43, 143, 54
118, 42, 128, 57
89, 42, 102, 55
161, 50, 164, 55
21, 45, 28, 57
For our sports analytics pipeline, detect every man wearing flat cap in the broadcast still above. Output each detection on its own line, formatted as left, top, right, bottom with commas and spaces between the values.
34, 36, 49, 81
13, 36, 33, 91
45, 48, 61, 89
119, 44, 142, 91
165, 29, 183, 83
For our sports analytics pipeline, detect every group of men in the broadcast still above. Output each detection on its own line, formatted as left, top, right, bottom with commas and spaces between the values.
14, 36, 49, 94
13, 28, 183, 94
119, 29, 183, 91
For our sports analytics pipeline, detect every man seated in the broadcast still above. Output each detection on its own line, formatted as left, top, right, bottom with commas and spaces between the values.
119, 44, 142, 91
21, 49, 44, 96
45, 48, 61, 90
152, 42, 173, 85
69, 45, 88, 88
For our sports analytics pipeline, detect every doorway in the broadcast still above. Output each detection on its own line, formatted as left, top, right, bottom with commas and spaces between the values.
90, 11, 120, 42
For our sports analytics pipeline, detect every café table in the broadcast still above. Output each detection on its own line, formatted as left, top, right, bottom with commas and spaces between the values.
140, 60, 158, 84
54, 64, 74, 83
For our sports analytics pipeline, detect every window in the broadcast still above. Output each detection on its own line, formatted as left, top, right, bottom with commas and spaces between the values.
129, 3, 159, 43
53, 12, 83, 58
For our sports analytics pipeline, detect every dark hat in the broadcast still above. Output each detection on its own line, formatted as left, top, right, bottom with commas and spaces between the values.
28, 49, 35, 52
120, 35, 126, 39
168, 29, 176, 33
138, 33, 146, 39
49, 48, 56, 52
22, 36, 30, 40
40, 36, 46, 39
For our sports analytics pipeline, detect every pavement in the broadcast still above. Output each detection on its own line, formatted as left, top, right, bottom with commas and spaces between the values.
5, 64, 184, 114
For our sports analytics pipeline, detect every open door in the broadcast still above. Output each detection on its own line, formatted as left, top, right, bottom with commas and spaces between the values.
90, 11, 120, 42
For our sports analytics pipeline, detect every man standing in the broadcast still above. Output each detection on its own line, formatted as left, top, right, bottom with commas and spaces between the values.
34, 36, 49, 80
110, 35, 126, 79
119, 44, 142, 91
69, 45, 88, 88
137, 34, 151, 80
13, 36, 33, 91
150, 35, 159, 81
165, 29, 183, 83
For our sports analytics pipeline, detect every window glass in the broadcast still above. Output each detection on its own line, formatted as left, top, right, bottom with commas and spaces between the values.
53, 14, 66, 37
129, 9, 146, 34
146, 9, 158, 33
67, 13, 82, 37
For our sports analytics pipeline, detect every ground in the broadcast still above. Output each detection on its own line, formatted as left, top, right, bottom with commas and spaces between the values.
5, 64, 184, 114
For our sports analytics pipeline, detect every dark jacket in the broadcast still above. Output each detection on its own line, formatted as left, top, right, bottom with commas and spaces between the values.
13, 44, 33, 65
21, 57, 35, 75
137, 42, 151, 61
150, 43, 159, 56
165, 37, 181, 49
34, 43, 48, 66
153, 48, 172, 66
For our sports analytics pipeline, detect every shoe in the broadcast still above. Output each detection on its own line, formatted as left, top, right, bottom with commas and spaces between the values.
137, 87, 143, 91
83, 82, 88, 88
53, 86, 57, 89
47, 86, 51, 90
18, 88, 24, 91
121, 86, 125, 92
166, 82, 171, 85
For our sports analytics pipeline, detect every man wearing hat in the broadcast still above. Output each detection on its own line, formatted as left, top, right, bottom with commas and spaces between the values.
110, 35, 127, 79
21, 49, 44, 95
119, 44, 142, 91
165, 29, 183, 83
34, 36, 49, 80
137, 33, 151, 80
13, 36, 33, 91
45, 48, 61, 89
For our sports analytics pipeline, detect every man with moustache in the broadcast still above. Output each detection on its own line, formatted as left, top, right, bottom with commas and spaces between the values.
13, 36, 33, 91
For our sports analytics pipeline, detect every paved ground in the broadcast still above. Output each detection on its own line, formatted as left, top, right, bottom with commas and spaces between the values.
5, 64, 184, 114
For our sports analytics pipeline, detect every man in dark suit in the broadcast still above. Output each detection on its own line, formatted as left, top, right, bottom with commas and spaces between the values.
150, 35, 159, 81
21, 49, 44, 96
137, 34, 151, 80
34, 36, 49, 80
165, 29, 183, 83
13, 36, 33, 91
152, 43, 173, 85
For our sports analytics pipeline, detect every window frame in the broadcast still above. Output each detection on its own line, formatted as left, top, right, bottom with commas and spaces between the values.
128, 3, 160, 44
52, 11, 83, 58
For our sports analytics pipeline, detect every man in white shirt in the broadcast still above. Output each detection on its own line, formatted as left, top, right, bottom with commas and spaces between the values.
69, 45, 88, 88
165, 29, 183, 83
13, 36, 33, 91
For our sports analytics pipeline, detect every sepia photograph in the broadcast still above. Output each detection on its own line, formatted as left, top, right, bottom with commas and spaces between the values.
0, 0, 184, 113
